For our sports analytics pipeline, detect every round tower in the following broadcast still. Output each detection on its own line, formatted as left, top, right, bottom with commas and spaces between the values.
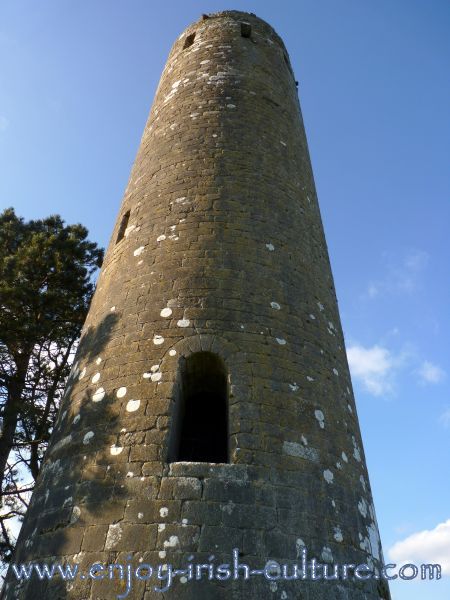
5, 11, 390, 600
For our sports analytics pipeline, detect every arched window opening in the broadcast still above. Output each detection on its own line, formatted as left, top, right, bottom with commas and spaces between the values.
116, 210, 130, 244
183, 32, 196, 49
169, 352, 228, 463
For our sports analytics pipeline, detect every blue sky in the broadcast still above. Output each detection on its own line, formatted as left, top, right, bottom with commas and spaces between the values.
1, 1, 449, 598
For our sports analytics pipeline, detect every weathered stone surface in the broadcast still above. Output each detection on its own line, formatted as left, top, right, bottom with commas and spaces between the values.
6, 10, 390, 600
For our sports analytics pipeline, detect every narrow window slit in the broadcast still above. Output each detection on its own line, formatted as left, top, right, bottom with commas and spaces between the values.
241, 23, 252, 38
183, 32, 196, 49
169, 352, 228, 463
116, 210, 130, 244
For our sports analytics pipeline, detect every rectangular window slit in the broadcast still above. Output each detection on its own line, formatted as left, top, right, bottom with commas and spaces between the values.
241, 23, 252, 38
116, 210, 131, 244
184, 33, 196, 49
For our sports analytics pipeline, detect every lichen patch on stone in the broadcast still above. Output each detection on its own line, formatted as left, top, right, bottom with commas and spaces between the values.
314, 409, 325, 429
358, 498, 368, 518
177, 319, 190, 328
163, 535, 179, 548
333, 526, 343, 542
283, 441, 319, 462
105, 523, 122, 549
92, 387, 105, 403
323, 469, 334, 484
126, 399, 140, 412
83, 431, 94, 445
321, 547, 333, 562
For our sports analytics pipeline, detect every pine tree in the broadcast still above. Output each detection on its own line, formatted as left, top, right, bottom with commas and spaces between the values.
0, 208, 103, 562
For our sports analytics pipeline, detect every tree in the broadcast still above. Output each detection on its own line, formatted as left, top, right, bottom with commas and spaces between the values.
0, 207, 103, 563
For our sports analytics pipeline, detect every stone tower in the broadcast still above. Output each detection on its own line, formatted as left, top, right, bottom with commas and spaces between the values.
5, 11, 390, 600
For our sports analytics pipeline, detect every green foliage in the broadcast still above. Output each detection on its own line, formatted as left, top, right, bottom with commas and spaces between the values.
0, 208, 103, 354
0, 207, 103, 563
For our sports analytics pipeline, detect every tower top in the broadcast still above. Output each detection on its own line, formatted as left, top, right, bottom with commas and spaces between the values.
175, 10, 291, 59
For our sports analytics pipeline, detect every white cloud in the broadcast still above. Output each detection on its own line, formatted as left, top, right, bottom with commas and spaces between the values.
389, 519, 450, 575
418, 360, 446, 383
418, 361, 446, 385
365, 249, 429, 299
0, 115, 9, 132
348, 343, 444, 395
347, 344, 394, 396
404, 250, 429, 272
439, 409, 450, 428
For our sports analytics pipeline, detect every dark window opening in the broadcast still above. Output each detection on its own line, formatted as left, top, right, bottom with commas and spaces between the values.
116, 210, 130, 244
169, 352, 228, 463
183, 32, 196, 49
241, 23, 252, 38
